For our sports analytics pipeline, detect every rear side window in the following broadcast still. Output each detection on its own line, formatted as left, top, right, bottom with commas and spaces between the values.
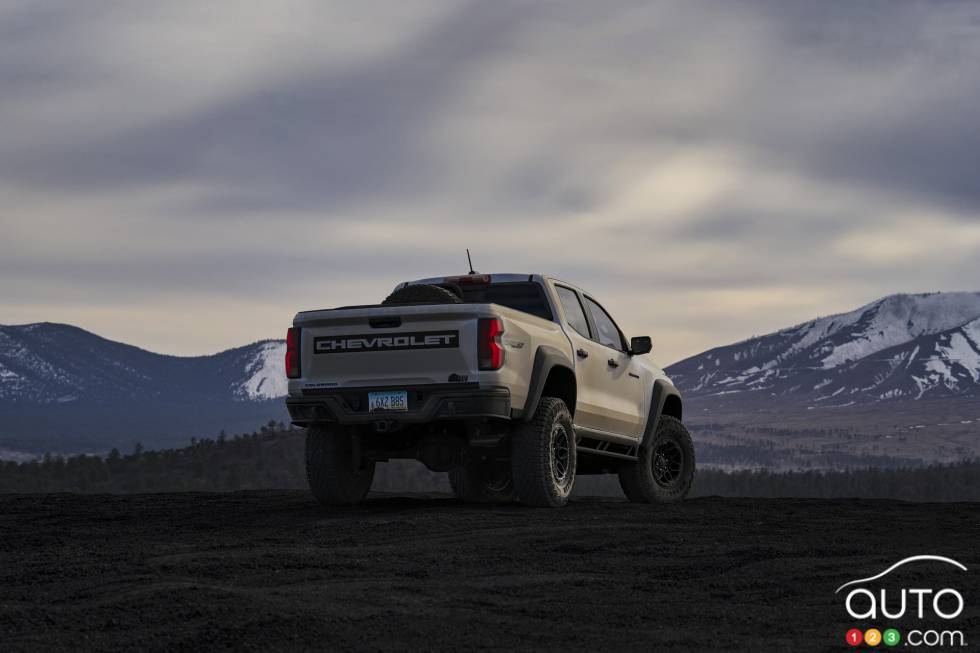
584, 296, 625, 351
459, 282, 553, 321
555, 286, 591, 338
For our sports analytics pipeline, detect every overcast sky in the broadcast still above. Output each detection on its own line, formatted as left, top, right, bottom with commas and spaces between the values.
2, 1, 979, 365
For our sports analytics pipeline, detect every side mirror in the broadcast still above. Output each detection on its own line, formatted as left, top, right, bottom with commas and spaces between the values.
630, 336, 652, 356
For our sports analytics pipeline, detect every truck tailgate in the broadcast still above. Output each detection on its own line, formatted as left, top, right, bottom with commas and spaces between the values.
295, 305, 480, 388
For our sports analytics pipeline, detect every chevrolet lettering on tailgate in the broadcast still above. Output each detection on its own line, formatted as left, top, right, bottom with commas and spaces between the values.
314, 330, 459, 354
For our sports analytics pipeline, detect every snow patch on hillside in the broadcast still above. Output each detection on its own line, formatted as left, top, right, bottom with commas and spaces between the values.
936, 332, 980, 384
963, 317, 980, 350
816, 293, 980, 369
238, 342, 287, 400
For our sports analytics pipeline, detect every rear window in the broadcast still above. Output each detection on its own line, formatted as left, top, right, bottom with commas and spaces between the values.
455, 282, 553, 321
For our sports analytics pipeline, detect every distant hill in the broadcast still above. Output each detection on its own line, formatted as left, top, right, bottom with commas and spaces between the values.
667, 292, 980, 404
0, 323, 287, 453
5, 291, 980, 456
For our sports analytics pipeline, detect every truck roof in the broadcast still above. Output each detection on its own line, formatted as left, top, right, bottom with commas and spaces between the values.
403, 273, 586, 293
406, 273, 538, 285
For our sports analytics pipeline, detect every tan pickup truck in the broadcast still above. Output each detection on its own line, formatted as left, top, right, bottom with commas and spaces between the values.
286, 273, 694, 507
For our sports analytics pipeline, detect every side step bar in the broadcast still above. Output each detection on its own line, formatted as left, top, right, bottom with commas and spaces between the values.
573, 425, 639, 462
576, 444, 638, 462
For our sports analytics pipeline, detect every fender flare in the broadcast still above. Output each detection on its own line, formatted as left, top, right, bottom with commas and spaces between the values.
519, 345, 575, 420
640, 379, 683, 447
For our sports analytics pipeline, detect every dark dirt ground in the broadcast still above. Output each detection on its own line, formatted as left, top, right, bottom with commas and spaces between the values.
0, 492, 977, 652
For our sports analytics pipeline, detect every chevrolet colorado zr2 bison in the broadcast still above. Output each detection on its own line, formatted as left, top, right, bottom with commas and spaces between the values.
285, 273, 695, 507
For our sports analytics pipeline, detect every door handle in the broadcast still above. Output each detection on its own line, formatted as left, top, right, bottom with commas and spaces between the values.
576, 348, 589, 359
607, 358, 619, 368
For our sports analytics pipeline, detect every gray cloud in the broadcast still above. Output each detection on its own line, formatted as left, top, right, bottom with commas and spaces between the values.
1, 0, 979, 363
1, 2, 534, 213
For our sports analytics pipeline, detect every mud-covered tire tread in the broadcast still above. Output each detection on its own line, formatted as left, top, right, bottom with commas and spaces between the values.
381, 284, 462, 305
448, 459, 515, 504
511, 397, 576, 508
618, 415, 695, 503
306, 426, 375, 506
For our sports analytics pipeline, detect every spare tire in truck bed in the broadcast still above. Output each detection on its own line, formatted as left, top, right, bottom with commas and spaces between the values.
382, 283, 462, 305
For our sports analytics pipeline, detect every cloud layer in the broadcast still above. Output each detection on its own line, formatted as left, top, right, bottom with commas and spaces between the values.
2, 0, 979, 364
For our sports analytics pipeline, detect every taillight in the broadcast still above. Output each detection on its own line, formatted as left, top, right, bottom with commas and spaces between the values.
478, 318, 504, 370
285, 327, 301, 379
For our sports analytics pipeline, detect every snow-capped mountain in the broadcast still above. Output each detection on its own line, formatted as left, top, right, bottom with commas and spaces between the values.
0, 323, 287, 404
0, 323, 287, 453
667, 292, 980, 403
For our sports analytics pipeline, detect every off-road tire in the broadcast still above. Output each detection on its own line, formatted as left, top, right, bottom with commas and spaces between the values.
449, 457, 515, 504
306, 426, 376, 506
382, 283, 462, 305
511, 397, 576, 507
618, 415, 695, 503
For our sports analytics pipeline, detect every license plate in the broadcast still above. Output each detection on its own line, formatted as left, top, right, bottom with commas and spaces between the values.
368, 390, 408, 412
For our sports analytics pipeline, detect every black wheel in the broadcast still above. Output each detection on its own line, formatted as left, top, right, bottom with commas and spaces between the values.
449, 456, 515, 504
382, 283, 462, 305
511, 397, 576, 507
306, 425, 376, 506
618, 415, 695, 503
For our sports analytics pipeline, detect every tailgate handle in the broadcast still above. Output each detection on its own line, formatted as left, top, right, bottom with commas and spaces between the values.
369, 316, 402, 329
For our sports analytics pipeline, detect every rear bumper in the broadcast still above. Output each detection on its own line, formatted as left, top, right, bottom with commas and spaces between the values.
286, 384, 511, 426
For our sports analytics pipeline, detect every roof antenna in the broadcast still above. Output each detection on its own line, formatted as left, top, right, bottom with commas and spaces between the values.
466, 248, 477, 275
